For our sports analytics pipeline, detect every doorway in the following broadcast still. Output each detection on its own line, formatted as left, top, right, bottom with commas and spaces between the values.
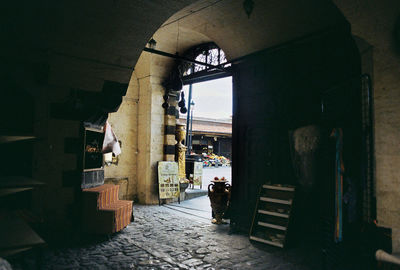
164, 43, 234, 223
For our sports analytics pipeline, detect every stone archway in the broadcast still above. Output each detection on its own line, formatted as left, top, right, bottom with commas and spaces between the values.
113, 3, 381, 265
102, 0, 400, 257
2, 0, 400, 261
105, 0, 349, 205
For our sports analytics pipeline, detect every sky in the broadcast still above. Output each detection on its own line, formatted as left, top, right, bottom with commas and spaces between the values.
181, 77, 232, 120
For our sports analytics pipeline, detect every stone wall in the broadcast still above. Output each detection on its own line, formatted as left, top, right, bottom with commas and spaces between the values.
106, 22, 213, 204
104, 73, 139, 202
334, 0, 400, 251
104, 50, 172, 205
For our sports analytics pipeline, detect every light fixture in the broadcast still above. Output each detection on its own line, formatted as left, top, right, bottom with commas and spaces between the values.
178, 91, 187, 113
147, 38, 157, 49
243, 0, 254, 18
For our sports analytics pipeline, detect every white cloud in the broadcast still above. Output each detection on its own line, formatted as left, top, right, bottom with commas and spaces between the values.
183, 77, 232, 119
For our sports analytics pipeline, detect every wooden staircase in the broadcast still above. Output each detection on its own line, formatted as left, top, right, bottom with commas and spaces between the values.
249, 184, 295, 248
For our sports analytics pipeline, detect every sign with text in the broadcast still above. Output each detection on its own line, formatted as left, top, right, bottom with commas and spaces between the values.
158, 161, 180, 199
193, 162, 203, 187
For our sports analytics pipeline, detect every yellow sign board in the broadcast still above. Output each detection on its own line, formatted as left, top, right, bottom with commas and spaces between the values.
158, 161, 180, 199
193, 162, 203, 187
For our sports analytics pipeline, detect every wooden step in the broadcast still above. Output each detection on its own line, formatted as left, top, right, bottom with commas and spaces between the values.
262, 184, 295, 192
250, 235, 284, 248
258, 209, 289, 218
258, 221, 287, 231
260, 197, 292, 205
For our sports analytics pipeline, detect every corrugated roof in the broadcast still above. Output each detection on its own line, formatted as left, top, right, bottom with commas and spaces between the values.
177, 117, 232, 136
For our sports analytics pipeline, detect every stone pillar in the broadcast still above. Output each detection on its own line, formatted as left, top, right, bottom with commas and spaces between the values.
164, 107, 176, 161
163, 91, 178, 162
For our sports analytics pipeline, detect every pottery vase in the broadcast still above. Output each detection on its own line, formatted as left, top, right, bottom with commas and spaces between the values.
208, 179, 231, 224
179, 182, 189, 192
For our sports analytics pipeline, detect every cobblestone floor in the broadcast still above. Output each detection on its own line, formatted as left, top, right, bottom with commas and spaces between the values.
11, 204, 321, 270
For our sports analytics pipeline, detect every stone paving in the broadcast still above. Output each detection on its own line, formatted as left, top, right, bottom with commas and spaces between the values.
10, 204, 321, 270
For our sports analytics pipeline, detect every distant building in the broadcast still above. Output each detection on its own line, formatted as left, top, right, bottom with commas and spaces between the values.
177, 116, 232, 159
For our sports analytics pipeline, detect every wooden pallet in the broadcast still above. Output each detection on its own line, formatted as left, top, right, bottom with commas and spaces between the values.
249, 184, 295, 248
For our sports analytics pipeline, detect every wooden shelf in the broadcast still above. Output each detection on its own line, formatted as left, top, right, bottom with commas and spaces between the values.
0, 215, 46, 254
260, 197, 292, 205
262, 184, 295, 192
13, 209, 44, 224
0, 132, 46, 261
0, 188, 33, 198
0, 135, 36, 144
83, 168, 104, 172
0, 176, 44, 188
258, 209, 289, 218
0, 247, 33, 257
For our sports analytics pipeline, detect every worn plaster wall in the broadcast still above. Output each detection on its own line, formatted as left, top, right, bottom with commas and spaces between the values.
104, 73, 139, 201
107, 50, 171, 205
334, 0, 400, 251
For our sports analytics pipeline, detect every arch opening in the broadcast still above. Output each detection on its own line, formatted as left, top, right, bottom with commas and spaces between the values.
105, 1, 378, 268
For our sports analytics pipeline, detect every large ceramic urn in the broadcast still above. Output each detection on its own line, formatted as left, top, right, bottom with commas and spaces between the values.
175, 124, 187, 181
291, 125, 322, 190
208, 177, 231, 224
